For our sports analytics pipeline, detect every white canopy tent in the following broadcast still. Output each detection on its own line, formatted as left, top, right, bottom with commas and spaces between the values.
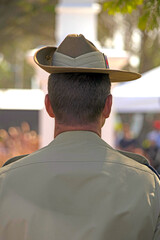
0, 89, 44, 110
113, 66, 160, 113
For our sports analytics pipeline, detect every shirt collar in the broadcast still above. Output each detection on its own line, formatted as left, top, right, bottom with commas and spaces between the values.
49, 130, 112, 149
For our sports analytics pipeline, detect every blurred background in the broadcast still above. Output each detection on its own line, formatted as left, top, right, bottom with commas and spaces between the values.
0, 0, 160, 171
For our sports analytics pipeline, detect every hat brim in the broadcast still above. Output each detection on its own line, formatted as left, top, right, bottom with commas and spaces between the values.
34, 46, 141, 83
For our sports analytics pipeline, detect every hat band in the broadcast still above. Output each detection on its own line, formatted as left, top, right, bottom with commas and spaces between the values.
52, 51, 107, 69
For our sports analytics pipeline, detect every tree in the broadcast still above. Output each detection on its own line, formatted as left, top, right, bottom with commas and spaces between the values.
0, 0, 58, 49
101, 0, 160, 31
98, 0, 160, 73
0, 0, 57, 88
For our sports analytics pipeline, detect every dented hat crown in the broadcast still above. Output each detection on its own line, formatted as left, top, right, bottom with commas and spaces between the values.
34, 34, 141, 82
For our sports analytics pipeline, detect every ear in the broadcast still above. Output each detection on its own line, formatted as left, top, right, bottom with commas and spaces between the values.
102, 94, 112, 119
45, 94, 55, 118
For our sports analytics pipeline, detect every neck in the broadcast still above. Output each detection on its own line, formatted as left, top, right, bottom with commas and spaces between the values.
54, 120, 102, 138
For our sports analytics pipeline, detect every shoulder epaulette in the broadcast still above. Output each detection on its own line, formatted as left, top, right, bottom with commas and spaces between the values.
117, 149, 160, 180
2, 154, 29, 167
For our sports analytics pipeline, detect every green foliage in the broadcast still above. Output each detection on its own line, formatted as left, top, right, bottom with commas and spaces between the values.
0, 0, 58, 51
17, 0, 56, 14
23, 61, 35, 89
0, 0, 57, 89
99, 1, 160, 74
103, 0, 143, 14
102, 0, 160, 31
138, 0, 160, 30
0, 59, 13, 88
44, 4, 56, 13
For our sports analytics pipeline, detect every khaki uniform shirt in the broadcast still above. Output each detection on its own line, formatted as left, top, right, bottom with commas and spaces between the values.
0, 131, 160, 240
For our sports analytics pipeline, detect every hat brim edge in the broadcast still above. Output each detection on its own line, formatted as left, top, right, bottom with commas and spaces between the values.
35, 63, 141, 83
34, 47, 141, 83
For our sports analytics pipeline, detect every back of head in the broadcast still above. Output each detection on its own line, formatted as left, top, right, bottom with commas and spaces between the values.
35, 34, 140, 128
48, 73, 111, 125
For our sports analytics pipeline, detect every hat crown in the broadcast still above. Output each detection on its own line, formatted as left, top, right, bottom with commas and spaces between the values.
56, 34, 98, 58
34, 33, 141, 82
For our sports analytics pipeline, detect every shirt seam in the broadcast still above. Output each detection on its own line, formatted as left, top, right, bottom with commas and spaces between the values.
0, 160, 154, 177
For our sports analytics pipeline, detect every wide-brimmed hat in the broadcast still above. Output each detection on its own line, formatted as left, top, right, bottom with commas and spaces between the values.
34, 34, 141, 82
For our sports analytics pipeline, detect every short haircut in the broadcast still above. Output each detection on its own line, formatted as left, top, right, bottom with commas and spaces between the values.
48, 73, 111, 125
